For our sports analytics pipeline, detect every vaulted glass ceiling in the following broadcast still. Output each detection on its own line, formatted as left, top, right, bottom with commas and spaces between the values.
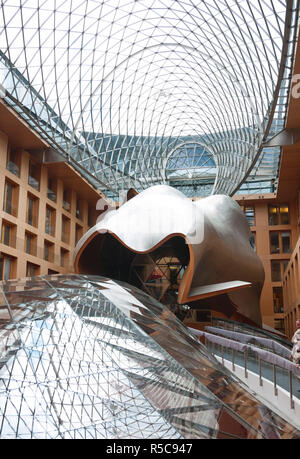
0, 0, 299, 199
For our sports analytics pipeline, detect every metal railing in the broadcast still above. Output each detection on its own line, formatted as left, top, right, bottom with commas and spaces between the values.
211, 317, 292, 349
189, 327, 300, 411
211, 341, 299, 410
205, 325, 292, 359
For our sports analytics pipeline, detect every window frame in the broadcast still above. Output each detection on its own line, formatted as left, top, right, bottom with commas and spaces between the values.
268, 204, 290, 226
1, 220, 16, 248
3, 178, 18, 217
269, 230, 291, 254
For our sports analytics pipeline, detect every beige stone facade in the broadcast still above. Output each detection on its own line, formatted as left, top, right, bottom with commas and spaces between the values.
0, 105, 101, 280
235, 193, 300, 337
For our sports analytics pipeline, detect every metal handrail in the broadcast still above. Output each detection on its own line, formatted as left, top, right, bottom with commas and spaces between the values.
189, 327, 300, 410
211, 317, 292, 349
205, 325, 292, 359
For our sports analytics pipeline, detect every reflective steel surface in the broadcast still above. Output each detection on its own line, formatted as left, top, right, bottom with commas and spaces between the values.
0, 274, 298, 439
75, 185, 264, 326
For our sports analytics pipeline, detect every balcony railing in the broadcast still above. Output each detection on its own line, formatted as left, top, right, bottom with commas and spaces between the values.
190, 326, 300, 414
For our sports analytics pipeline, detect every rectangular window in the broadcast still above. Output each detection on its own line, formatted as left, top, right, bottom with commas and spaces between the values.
61, 216, 70, 244
26, 262, 40, 277
24, 231, 37, 256
250, 232, 256, 251
28, 160, 40, 191
270, 231, 291, 254
271, 259, 289, 282
283, 260, 289, 275
62, 189, 71, 212
88, 206, 94, 227
270, 231, 280, 254
27, 194, 39, 227
27, 197, 34, 225
273, 287, 284, 313
6, 149, 20, 177
45, 205, 56, 237
281, 231, 291, 253
245, 206, 255, 226
279, 205, 290, 225
2, 223, 10, 246
75, 224, 83, 245
3, 179, 18, 216
268, 204, 290, 225
0, 254, 15, 280
4, 181, 13, 215
1, 221, 16, 248
76, 199, 83, 220
25, 233, 32, 255
268, 205, 279, 226
271, 260, 281, 282
60, 248, 69, 268
44, 240, 54, 263
47, 178, 57, 202
240, 205, 255, 226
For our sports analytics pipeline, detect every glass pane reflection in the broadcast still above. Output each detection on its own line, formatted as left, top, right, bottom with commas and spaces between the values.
0, 274, 299, 439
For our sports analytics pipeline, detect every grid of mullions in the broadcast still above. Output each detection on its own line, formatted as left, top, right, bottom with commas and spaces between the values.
0, 274, 300, 439
0, 1, 299, 198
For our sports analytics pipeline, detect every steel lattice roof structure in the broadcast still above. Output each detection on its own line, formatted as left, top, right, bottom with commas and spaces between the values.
0, 0, 299, 199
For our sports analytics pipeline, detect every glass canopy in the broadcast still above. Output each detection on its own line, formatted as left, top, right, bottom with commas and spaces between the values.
0, 1, 299, 198
0, 274, 299, 439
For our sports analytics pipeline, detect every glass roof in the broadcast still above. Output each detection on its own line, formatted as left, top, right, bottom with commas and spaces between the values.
0, 274, 299, 439
0, 1, 299, 198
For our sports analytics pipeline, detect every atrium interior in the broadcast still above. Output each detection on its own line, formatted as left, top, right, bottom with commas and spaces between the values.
0, 0, 300, 439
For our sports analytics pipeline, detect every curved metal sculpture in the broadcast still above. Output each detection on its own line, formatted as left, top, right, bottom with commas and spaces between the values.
75, 185, 265, 326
